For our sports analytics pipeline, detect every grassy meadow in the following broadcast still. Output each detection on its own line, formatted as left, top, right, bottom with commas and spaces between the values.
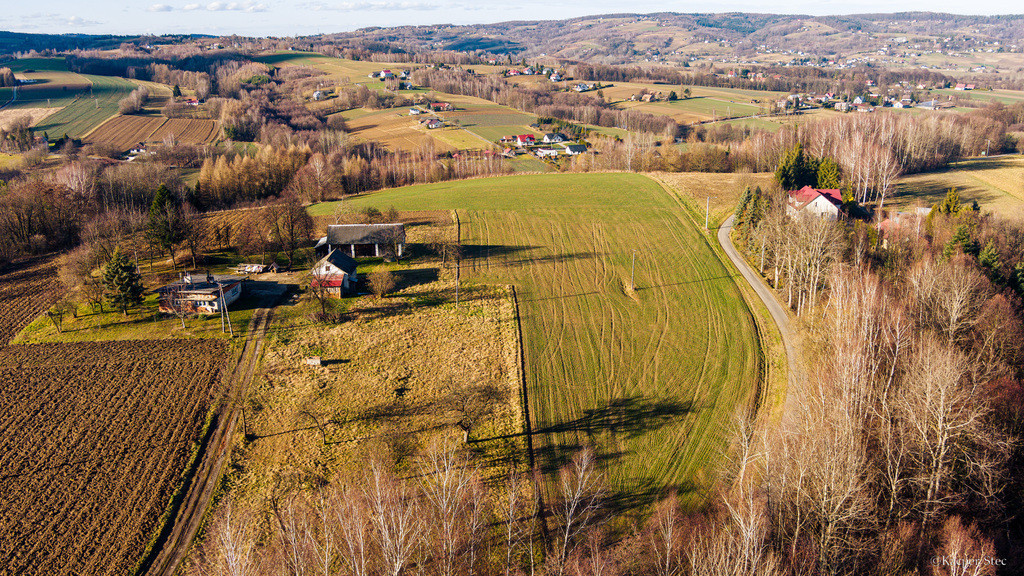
0, 57, 138, 138
311, 173, 764, 507
891, 155, 1024, 215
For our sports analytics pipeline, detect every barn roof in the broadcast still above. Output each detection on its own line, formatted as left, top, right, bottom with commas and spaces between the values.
326, 223, 406, 246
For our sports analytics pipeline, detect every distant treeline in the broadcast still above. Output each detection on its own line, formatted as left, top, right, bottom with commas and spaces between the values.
570, 62, 957, 96
411, 67, 678, 136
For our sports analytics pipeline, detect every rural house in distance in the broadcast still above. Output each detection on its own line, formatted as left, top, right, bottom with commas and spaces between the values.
316, 223, 407, 259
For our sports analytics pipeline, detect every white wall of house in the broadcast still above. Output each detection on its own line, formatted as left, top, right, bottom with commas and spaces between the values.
788, 195, 840, 219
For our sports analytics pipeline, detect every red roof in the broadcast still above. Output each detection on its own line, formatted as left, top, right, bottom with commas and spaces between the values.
518, 134, 534, 140
310, 278, 346, 288
789, 185, 842, 206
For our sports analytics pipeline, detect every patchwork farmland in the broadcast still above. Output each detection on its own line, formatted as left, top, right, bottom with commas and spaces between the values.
0, 58, 137, 139
311, 173, 764, 502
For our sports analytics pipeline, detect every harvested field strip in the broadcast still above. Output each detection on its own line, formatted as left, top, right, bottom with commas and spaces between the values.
0, 340, 229, 576
319, 173, 762, 505
87, 116, 219, 150
85, 115, 167, 150
150, 118, 218, 144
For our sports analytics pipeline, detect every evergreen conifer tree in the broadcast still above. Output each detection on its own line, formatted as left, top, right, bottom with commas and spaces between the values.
103, 249, 144, 317
817, 157, 841, 189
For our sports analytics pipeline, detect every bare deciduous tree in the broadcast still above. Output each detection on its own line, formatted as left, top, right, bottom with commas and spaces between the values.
365, 461, 422, 576
554, 448, 606, 575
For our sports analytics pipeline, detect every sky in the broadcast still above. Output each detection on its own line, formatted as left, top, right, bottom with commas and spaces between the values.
6, 0, 1023, 37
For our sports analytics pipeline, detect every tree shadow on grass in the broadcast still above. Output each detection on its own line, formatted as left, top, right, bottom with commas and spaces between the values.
532, 396, 695, 475
461, 244, 600, 270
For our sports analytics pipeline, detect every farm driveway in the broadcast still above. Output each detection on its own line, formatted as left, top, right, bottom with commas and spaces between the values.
141, 289, 284, 576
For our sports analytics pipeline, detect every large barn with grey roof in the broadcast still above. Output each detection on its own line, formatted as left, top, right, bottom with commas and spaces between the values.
315, 223, 406, 259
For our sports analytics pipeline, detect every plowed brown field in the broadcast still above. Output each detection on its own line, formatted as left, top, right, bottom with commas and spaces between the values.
0, 257, 62, 345
84, 115, 165, 151
85, 115, 218, 151
0, 339, 229, 576
149, 118, 218, 144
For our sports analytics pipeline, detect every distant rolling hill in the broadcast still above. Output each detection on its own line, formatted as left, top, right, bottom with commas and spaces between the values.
324, 12, 1024, 64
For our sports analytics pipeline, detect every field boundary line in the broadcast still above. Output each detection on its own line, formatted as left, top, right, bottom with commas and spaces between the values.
509, 284, 551, 548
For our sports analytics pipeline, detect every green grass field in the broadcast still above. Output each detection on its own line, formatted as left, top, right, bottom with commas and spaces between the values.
255, 51, 416, 83
932, 88, 1024, 105
0, 57, 137, 138
311, 173, 763, 506
31, 74, 137, 139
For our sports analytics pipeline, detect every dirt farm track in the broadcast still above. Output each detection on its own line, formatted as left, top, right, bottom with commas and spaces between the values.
0, 259, 234, 576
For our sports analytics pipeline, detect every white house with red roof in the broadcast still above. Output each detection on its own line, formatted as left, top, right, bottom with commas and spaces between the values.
515, 134, 536, 146
786, 186, 844, 219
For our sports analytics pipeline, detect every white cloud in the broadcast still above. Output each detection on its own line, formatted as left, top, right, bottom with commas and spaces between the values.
308, 1, 439, 11
206, 1, 269, 11
65, 15, 101, 27
183, 3, 202, 9
148, 4, 174, 11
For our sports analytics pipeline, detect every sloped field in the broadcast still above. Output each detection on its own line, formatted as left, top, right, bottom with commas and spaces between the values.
312, 173, 763, 504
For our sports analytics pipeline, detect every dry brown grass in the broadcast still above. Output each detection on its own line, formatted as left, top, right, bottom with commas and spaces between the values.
227, 219, 523, 506
343, 110, 457, 153
651, 171, 777, 227
0, 107, 59, 130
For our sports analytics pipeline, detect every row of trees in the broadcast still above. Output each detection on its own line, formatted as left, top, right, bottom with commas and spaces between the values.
732, 111, 1005, 207
195, 143, 509, 209
685, 251, 1022, 574
192, 442, 696, 576
117, 85, 150, 114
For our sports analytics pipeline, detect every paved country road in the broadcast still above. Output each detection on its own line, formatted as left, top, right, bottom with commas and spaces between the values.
717, 215, 801, 412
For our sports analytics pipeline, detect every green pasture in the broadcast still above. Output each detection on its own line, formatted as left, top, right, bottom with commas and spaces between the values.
310, 173, 763, 507
32, 74, 136, 139
646, 97, 762, 119
931, 88, 1024, 105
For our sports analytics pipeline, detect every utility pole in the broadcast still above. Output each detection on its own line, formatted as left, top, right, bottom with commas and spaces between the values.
706, 196, 716, 230
630, 249, 636, 291
218, 285, 226, 333
986, 139, 991, 157
220, 284, 234, 337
